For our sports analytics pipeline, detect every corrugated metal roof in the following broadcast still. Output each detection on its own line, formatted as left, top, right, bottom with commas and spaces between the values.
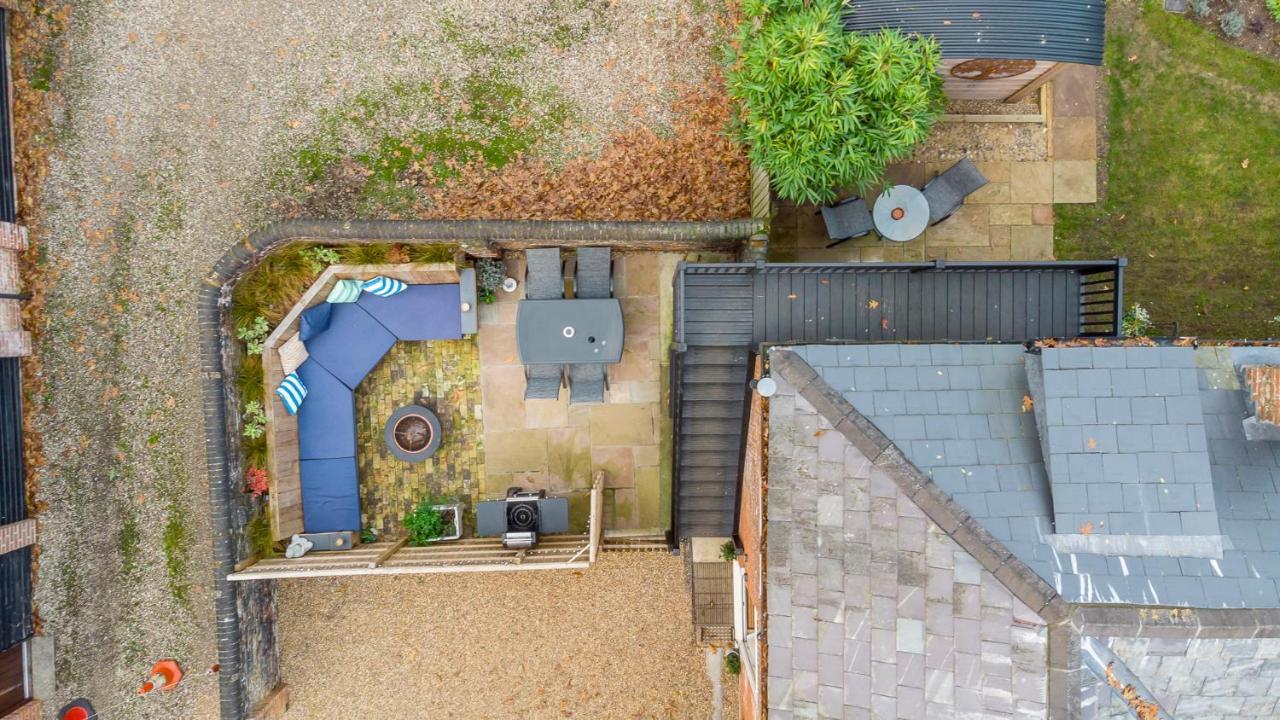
842, 0, 1106, 66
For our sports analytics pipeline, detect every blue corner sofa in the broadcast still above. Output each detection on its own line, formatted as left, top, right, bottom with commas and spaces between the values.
291, 284, 463, 533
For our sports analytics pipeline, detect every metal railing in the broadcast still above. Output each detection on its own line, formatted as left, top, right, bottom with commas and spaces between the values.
1078, 258, 1126, 337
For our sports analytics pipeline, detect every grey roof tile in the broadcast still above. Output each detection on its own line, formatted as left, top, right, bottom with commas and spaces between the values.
1095, 397, 1133, 425
867, 345, 901, 366
1145, 368, 1182, 397
961, 344, 995, 366
1125, 349, 1161, 368
1061, 397, 1097, 425
917, 367, 949, 391
899, 345, 933, 366
1041, 369, 1077, 398
1059, 348, 1094, 369
929, 345, 962, 366
1151, 425, 1190, 453
1131, 397, 1167, 425
1109, 369, 1148, 396
885, 366, 919, 391
1117, 425, 1154, 453
1092, 347, 1128, 368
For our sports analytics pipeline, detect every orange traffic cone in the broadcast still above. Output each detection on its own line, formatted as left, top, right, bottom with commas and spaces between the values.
137, 659, 183, 695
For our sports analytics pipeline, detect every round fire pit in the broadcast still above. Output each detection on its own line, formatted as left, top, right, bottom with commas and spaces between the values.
384, 405, 442, 463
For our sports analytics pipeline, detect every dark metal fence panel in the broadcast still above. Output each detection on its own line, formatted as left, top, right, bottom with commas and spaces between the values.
0, 10, 15, 223
0, 359, 23, 526
0, 549, 30, 651
0, 358, 30, 653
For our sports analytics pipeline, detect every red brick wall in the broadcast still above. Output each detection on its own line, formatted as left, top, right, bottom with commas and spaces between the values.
737, 356, 765, 720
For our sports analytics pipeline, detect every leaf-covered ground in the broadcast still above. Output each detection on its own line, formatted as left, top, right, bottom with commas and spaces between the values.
1056, 0, 1280, 338
13, 1, 745, 718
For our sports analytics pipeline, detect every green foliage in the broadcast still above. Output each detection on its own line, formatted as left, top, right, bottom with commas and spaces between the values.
247, 510, 278, 559
1121, 304, 1153, 337
1189, 0, 1212, 17
162, 513, 192, 607
118, 510, 141, 576
724, 651, 741, 675
727, 1, 944, 204
720, 540, 737, 562
360, 527, 379, 544
476, 258, 506, 292
304, 246, 341, 273
242, 400, 267, 439
1268, 0, 1280, 22
236, 315, 270, 355
404, 498, 448, 546
1219, 10, 1246, 37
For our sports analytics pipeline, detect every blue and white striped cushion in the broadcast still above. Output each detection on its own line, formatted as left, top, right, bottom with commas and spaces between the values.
275, 372, 308, 415
362, 276, 407, 297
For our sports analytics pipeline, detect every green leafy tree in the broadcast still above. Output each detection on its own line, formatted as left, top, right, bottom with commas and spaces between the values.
728, 0, 945, 205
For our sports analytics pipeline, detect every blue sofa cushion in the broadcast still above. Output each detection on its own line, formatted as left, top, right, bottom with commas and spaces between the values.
299, 302, 333, 341
357, 284, 463, 341
294, 359, 356, 460
299, 457, 361, 532
305, 304, 397, 388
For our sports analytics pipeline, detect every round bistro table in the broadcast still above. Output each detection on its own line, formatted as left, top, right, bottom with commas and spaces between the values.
873, 185, 930, 242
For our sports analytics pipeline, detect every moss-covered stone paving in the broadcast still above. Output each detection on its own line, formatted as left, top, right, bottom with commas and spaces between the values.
355, 338, 484, 537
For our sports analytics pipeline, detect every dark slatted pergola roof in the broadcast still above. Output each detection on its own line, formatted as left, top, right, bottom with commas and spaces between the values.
842, 0, 1106, 66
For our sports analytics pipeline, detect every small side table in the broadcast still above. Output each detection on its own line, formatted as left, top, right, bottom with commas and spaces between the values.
873, 185, 930, 242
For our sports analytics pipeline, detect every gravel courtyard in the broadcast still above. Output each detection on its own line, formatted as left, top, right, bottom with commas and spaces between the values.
22, 1, 728, 717
277, 553, 714, 719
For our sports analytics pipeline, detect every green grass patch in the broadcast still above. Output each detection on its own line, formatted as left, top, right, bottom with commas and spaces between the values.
272, 72, 571, 215
161, 511, 192, 608
117, 509, 141, 577
1055, 1, 1280, 337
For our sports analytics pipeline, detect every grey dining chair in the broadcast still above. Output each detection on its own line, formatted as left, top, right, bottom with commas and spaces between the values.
568, 364, 608, 404
524, 364, 565, 400
922, 158, 989, 226
819, 197, 875, 249
574, 247, 613, 298
525, 248, 565, 300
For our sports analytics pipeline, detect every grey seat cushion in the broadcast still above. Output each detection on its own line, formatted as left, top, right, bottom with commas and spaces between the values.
525, 248, 564, 300
574, 247, 612, 299
820, 198, 874, 241
923, 158, 989, 224
568, 363, 606, 404
525, 364, 563, 399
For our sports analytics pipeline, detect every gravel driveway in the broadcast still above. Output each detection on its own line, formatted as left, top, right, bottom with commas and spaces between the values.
277, 553, 714, 719
25, 2, 724, 717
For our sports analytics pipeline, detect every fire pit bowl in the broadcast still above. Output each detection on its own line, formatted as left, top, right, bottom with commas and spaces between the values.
384, 405, 442, 463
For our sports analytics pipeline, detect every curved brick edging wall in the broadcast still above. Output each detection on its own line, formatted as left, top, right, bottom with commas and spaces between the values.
197, 218, 762, 719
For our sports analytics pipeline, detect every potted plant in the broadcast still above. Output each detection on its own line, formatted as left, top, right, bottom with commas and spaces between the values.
475, 258, 506, 304
404, 497, 462, 545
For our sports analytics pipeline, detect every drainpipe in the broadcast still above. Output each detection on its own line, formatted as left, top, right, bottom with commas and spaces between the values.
199, 218, 761, 719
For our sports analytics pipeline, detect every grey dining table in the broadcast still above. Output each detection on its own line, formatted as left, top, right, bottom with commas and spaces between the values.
873, 184, 930, 242
516, 298, 624, 364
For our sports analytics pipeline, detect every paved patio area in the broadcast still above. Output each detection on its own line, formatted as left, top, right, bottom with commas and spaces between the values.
770, 66, 1099, 263
477, 251, 686, 532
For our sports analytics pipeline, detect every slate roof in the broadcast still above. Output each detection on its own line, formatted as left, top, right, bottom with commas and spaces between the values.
792, 344, 1280, 608
842, 0, 1107, 65
1029, 347, 1221, 540
764, 368, 1052, 718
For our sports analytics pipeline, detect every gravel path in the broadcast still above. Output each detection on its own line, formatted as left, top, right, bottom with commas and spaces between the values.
277, 553, 714, 719
25, 2, 724, 717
